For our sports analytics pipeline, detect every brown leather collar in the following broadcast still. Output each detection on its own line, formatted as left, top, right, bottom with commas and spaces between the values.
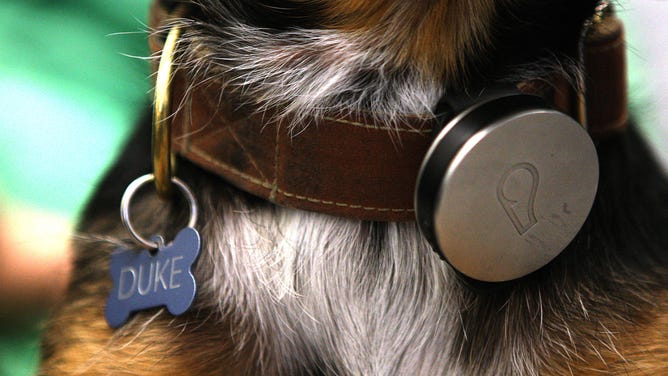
147, 1, 628, 221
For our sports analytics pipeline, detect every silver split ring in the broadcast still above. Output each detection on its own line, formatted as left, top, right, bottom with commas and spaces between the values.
120, 173, 198, 249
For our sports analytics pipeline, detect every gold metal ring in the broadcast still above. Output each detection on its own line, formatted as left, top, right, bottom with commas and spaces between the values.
153, 26, 182, 199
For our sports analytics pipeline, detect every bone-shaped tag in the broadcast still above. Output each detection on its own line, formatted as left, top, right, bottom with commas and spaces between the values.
105, 227, 200, 328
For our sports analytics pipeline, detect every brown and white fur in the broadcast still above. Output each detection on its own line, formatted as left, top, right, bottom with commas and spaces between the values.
41, 0, 668, 375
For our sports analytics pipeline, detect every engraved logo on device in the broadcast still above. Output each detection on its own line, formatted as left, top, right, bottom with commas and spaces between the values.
497, 163, 540, 235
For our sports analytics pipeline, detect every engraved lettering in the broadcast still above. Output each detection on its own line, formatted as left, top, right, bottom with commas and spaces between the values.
170, 256, 184, 289
116, 257, 189, 299
154, 259, 170, 291
118, 266, 137, 300
497, 163, 540, 235
137, 263, 154, 296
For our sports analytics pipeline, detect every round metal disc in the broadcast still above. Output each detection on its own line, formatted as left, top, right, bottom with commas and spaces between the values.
432, 108, 598, 282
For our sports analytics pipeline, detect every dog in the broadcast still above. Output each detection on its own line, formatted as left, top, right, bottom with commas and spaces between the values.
40, 0, 668, 374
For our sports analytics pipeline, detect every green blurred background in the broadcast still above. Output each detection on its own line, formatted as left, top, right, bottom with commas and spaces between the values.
0, 1, 666, 375
0, 0, 151, 216
0, 1, 150, 375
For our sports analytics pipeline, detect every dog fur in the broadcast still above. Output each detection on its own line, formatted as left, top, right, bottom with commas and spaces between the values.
41, 0, 668, 374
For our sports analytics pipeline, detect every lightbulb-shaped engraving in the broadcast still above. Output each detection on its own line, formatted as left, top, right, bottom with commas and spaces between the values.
497, 163, 540, 235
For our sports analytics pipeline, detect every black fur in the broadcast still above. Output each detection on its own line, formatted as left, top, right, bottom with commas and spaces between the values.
491, 0, 599, 72
194, 0, 326, 31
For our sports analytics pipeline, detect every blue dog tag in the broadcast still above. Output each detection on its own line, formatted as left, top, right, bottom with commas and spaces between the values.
105, 227, 201, 328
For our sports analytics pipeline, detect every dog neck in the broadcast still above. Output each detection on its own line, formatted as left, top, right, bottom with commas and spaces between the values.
148, 2, 627, 221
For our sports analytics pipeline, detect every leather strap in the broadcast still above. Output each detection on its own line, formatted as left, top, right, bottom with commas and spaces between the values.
147, 1, 628, 221
584, 7, 628, 136
169, 74, 433, 221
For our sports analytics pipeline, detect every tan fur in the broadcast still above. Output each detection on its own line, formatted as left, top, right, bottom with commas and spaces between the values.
41, 282, 668, 375
542, 299, 668, 375
41, 297, 246, 375
40, 214, 668, 375
319, 0, 496, 82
